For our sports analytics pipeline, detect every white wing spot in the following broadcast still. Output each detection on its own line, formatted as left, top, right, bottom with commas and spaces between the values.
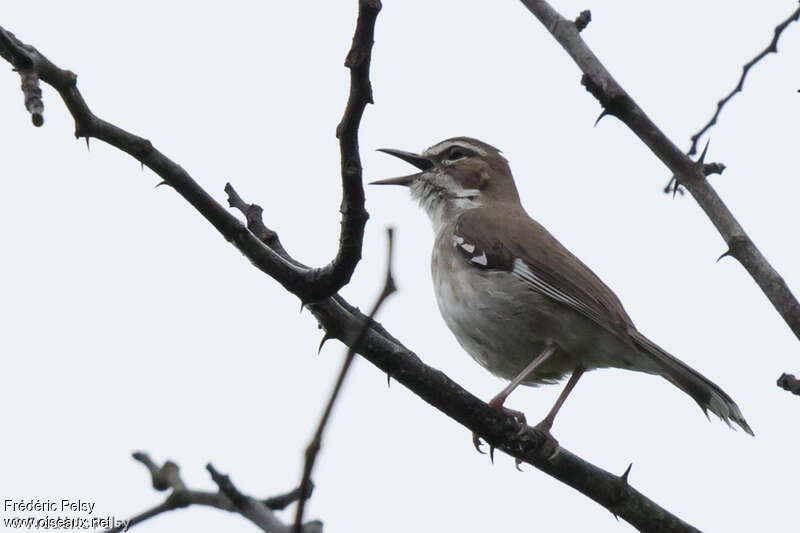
460, 243, 475, 253
471, 252, 488, 266
452, 235, 464, 247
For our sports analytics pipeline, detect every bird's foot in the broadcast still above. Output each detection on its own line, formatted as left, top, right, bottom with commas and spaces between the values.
532, 420, 560, 460
488, 399, 528, 427
472, 402, 528, 456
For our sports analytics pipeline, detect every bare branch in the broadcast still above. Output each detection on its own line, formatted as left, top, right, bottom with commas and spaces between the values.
305, 0, 383, 301
18, 68, 43, 126
227, 186, 700, 533
132, 452, 186, 492
0, 9, 724, 533
0, 25, 315, 296
688, 3, 800, 156
0, 28, 44, 125
208, 463, 321, 533
104, 453, 319, 533
294, 228, 396, 533
0, 0, 382, 304
225, 183, 292, 260
518, 0, 800, 345
263, 485, 313, 511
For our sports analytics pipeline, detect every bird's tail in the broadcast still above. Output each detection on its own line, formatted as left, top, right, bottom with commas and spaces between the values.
628, 329, 753, 435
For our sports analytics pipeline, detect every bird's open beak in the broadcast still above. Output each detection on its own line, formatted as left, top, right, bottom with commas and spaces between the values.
370, 148, 434, 186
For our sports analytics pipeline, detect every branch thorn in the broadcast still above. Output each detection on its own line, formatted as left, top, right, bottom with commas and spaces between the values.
672, 177, 682, 199
318, 331, 334, 354
593, 109, 610, 127
620, 462, 632, 484
697, 139, 710, 165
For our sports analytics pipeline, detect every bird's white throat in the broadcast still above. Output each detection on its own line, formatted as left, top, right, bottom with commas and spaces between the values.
409, 173, 482, 233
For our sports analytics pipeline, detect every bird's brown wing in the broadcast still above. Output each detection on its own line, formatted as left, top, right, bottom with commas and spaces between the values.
453, 207, 635, 341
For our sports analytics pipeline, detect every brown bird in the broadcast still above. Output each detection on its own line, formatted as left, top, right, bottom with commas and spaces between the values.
372, 137, 752, 450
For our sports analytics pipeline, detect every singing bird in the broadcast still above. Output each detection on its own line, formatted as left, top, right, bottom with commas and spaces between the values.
372, 137, 752, 449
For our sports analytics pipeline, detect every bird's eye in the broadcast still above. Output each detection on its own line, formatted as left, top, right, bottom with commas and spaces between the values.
448, 147, 467, 160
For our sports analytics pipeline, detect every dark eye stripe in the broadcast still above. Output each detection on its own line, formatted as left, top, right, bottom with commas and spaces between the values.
448, 148, 467, 160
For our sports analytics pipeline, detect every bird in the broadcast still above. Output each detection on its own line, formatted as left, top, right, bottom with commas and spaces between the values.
371, 136, 753, 450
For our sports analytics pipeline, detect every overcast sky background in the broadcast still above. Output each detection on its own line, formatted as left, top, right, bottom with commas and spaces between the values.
2, 2, 799, 532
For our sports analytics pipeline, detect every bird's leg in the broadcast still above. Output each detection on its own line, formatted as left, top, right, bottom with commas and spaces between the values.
473, 344, 557, 453
535, 366, 585, 434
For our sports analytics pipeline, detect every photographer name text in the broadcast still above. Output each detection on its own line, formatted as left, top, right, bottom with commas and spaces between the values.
4, 500, 96, 515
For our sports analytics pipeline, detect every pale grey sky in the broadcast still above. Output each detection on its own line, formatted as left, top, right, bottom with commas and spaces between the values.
2, 2, 799, 532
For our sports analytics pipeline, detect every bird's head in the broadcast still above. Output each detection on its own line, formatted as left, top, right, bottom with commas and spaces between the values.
371, 137, 520, 230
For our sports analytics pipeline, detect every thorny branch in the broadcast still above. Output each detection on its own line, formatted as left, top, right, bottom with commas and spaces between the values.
225, 186, 701, 533
304, 0, 381, 301
0, 0, 380, 305
0, 26, 43, 126
1, 5, 749, 533
102, 452, 319, 533
665, 3, 800, 194
687, 3, 800, 157
518, 1, 800, 388
292, 228, 396, 533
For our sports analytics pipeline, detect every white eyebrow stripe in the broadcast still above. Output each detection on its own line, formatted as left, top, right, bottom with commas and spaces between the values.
424, 140, 488, 157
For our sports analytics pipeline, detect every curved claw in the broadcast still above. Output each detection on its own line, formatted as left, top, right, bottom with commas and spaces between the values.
489, 445, 495, 464
497, 406, 526, 428
515, 458, 524, 472
472, 433, 486, 454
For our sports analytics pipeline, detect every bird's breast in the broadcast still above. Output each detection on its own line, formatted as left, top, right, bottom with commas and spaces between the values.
430, 227, 578, 384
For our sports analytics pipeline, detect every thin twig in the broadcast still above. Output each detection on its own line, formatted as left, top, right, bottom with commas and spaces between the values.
263, 485, 313, 511
518, 0, 800, 350
304, 0, 382, 302
666, 4, 800, 193
227, 185, 700, 532
293, 228, 396, 533
0, 0, 382, 305
1, 12, 721, 533
687, 3, 800, 156
103, 453, 317, 533
0, 28, 43, 125
19, 68, 44, 126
